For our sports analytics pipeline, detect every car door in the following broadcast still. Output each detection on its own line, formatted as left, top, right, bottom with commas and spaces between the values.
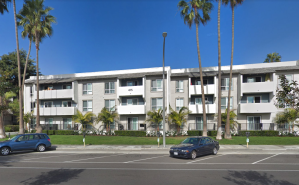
197, 138, 207, 155
205, 137, 214, 154
10, 135, 29, 151
26, 134, 40, 149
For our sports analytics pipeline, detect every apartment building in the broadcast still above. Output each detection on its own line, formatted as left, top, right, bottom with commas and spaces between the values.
23, 60, 299, 132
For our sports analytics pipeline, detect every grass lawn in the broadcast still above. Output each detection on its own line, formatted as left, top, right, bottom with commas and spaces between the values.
1, 135, 298, 145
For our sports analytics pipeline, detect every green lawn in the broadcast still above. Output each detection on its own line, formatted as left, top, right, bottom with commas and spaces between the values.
1, 135, 298, 145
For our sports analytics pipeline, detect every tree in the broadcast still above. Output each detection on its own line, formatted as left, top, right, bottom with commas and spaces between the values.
23, 111, 35, 131
95, 107, 119, 134
178, 0, 213, 136
264, 52, 281, 63
72, 110, 95, 132
168, 106, 191, 133
146, 108, 166, 132
20, 0, 56, 133
222, 0, 244, 139
13, 0, 24, 134
0, 0, 11, 14
220, 109, 238, 131
273, 108, 299, 133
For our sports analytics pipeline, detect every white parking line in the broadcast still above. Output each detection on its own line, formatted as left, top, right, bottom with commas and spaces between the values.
252, 153, 283, 164
23, 153, 81, 161
124, 155, 168, 163
187, 154, 226, 164
64, 153, 127, 162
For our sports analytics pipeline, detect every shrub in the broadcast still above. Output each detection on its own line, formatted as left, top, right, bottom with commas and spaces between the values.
187, 130, 203, 136
208, 131, 218, 136
114, 131, 146, 137
42, 130, 55, 135
55, 130, 75, 135
4, 125, 19, 132
238, 131, 279, 136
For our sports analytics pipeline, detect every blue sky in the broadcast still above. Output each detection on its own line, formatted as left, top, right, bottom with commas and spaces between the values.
1, 0, 299, 76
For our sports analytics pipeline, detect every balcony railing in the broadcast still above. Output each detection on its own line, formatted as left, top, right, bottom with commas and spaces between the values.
34, 107, 77, 116
241, 81, 274, 95
118, 85, 144, 98
240, 103, 277, 113
118, 104, 146, 115
34, 89, 74, 99
189, 84, 215, 97
188, 123, 216, 131
189, 103, 216, 114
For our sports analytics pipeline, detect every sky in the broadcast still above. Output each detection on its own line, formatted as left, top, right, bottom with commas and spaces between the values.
0, 0, 299, 76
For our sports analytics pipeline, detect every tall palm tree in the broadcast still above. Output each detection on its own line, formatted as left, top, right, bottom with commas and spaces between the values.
12, 0, 24, 134
264, 52, 281, 63
72, 110, 95, 131
223, 0, 244, 139
168, 106, 191, 133
21, 0, 56, 133
0, 0, 11, 14
146, 108, 166, 132
95, 107, 119, 134
178, 0, 213, 136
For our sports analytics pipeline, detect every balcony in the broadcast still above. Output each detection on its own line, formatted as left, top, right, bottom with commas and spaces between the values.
189, 84, 215, 98
34, 89, 74, 100
118, 85, 144, 98
241, 82, 274, 95
34, 107, 77, 116
189, 104, 216, 114
239, 103, 277, 113
118, 105, 146, 115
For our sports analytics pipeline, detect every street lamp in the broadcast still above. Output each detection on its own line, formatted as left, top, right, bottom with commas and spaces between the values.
162, 32, 167, 148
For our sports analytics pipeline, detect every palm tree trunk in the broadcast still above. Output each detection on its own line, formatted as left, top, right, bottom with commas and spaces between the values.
0, 96, 6, 139
22, 40, 32, 95
225, 6, 234, 139
35, 33, 42, 133
216, 0, 222, 140
195, 9, 207, 137
13, 0, 24, 134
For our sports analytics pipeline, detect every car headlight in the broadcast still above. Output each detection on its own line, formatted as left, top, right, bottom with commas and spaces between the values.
181, 150, 189, 153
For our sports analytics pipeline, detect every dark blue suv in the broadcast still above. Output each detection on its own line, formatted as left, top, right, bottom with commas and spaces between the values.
0, 133, 52, 156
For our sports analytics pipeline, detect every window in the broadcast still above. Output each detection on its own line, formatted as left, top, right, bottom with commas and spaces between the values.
83, 83, 92, 94
63, 118, 72, 130
63, 84, 72, 89
221, 78, 233, 90
30, 118, 36, 129
30, 86, 33, 96
62, 101, 72, 107
44, 102, 53, 108
247, 76, 261, 83
30, 102, 35, 111
83, 100, 92, 111
127, 81, 138, 86
176, 98, 184, 111
285, 74, 293, 83
221, 97, 233, 109
196, 117, 203, 130
127, 98, 138, 105
176, 80, 183, 92
151, 79, 163, 91
151, 98, 163, 110
247, 116, 261, 130
105, 100, 115, 111
247, 96, 261, 103
128, 117, 138, 130
45, 118, 53, 125
195, 79, 208, 85
195, 97, 209, 105
105, 82, 115, 94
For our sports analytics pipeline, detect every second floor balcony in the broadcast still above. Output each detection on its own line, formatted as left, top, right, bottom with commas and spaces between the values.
239, 103, 277, 113
189, 84, 215, 98
34, 89, 74, 100
241, 81, 275, 95
189, 103, 216, 114
118, 104, 146, 115
34, 107, 77, 116
117, 85, 145, 98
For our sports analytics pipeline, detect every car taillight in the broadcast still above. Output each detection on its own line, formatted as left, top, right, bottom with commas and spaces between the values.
48, 139, 51, 142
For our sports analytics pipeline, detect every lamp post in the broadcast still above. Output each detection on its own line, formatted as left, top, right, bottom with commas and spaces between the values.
162, 32, 167, 148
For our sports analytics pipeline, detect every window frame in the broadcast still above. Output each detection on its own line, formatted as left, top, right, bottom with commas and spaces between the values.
44, 101, 53, 108
151, 97, 163, 111
151, 79, 163, 92
221, 97, 233, 109
62, 84, 72, 89
176, 80, 184, 93
175, 98, 184, 111
105, 82, 115, 94
83, 100, 93, 112
105, 99, 116, 111
221, 78, 233, 91
83, 83, 92, 95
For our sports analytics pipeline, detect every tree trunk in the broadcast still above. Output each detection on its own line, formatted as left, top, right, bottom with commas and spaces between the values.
216, 0, 222, 140
225, 6, 234, 139
22, 40, 32, 95
35, 33, 42, 133
13, 0, 24, 134
195, 9, 207, 137
0, 96, 6, 139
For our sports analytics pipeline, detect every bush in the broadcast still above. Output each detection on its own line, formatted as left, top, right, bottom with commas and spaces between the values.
187, 130, 203, 136
42, 130, 55, 135
208, 131, 218, 136
55, 130, 75, 135
238, 131, 279, 136
114, 131, 146, 137
4, 125, 19, 132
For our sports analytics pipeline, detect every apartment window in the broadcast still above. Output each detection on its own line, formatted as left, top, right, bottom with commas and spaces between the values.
285, 74, 293, 83
105, 82, 115, 94
105, 99, 115, 111
128, 117, 138, 130
151, 79, 163, 91
63, 118, 72, 130
83, 83, 92, 94
83, 100, 92, 111
63, 84, 72, 89
247, 76, 261, 83
221, 97, 233, 109
221, 78, 233, 90
30, 86, 33, 96
127, 81, 138, 86
176, 98, 184, 111
30, 102, 35, 111
247, 96, 261, 103
62, 101, 72, 107
127, 98, 138, 105
195, 79, 208, 85
176, 80, 183, 92
196, 117, 203, 130
30, 118, 36, 129
195, 97, 209, 105
247, 116, 261, 130
45, 118, 53, 125
44, 101, 53, 108
152, 98, 163, 111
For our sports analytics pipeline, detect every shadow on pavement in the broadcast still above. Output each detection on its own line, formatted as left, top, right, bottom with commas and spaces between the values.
20, 169, 84, 185
223, 171, 296, 185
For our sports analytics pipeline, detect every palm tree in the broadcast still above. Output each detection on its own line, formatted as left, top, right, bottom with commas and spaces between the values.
264, 52, 281, 63
146, 108, 166, 132
72, 110, 95, 132
0, 0, 11, 14
178, 0, 213, 137
223, 0, 244, 139
274, 108, 299, 133
220, 109, 238, 131
95, 107, 119, 134
21, 0, 56, 133
168, 106, 191, 133
23, 111, 35, 132
12, 0, 24, 134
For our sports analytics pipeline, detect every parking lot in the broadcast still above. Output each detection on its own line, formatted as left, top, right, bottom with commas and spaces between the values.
0, 151, 298, 184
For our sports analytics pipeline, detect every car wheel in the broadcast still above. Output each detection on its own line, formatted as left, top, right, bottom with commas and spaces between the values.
191, 150, 197, 160
37, 144, 46, 152
1, 147, 10, 156
212, 147, 218, 155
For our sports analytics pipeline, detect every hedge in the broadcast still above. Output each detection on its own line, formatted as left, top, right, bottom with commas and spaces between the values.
114, 131, 146, 137
5, 125, 19, 132
238, 131, 279, 136
187, 131, 203, 136
55, 130, 75, 135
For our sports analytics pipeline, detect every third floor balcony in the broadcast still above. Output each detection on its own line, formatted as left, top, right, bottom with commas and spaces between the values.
117, 78, 145, 98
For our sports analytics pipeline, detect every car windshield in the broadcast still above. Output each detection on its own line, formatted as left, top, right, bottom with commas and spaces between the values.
9, 135, 19, 141
181, 138, 199, 145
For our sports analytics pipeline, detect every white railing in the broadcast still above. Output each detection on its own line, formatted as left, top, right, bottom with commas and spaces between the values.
34, 107, 77, 116
118, 85, 144, 98
34, 89, 74, 99
118, 105, 146, 115
241, 82, 274, 95
189, 104, 216, 114
189, 84, 215, 97
239, 103, 277, 113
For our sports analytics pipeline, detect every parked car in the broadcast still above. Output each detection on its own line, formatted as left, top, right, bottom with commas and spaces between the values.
0, 133, 52, 156
169, 136, 220, 159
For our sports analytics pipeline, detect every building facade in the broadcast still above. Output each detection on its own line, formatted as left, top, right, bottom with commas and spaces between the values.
23, 61, 299, 133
